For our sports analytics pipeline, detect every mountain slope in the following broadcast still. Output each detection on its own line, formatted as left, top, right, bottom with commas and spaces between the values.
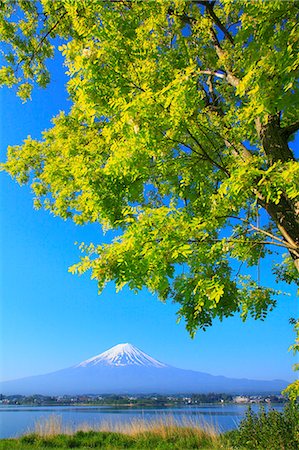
0, 343, 288, 395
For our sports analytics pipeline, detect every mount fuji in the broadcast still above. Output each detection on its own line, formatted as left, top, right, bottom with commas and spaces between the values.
0, 343, 287, 395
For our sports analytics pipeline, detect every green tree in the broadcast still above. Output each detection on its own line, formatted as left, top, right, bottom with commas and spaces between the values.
1, 0, 298, 393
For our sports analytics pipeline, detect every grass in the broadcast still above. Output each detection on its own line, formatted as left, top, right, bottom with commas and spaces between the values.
0, 415, 225, 449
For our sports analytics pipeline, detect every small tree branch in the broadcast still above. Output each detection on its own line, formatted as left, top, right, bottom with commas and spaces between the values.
186, 128, 230, 176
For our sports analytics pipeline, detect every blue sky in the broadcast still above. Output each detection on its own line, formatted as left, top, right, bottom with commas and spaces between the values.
0, 50, 298, 384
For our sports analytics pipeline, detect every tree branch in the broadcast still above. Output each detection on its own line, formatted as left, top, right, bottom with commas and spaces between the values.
216, 214, 297, 249
187, 237, 292, 250
168, 3, 240, 88
209, 28, 240, 88
281, 120, 299, 140
27, 11, 67, 67
199, 70, 226, 80
200, 1, 235, 45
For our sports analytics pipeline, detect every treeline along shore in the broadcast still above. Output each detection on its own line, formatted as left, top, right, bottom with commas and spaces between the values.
0, 392, 286, 407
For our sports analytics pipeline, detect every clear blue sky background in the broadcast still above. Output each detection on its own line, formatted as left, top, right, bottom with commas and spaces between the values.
0, 49, 298, 384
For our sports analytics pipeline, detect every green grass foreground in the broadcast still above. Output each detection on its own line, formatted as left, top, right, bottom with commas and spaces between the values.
0, 423, 225, 450
0, 430, 226, 450
0, 403, 298, 449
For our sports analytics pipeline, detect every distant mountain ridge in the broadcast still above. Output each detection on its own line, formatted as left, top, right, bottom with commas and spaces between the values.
0, 343, 288, 395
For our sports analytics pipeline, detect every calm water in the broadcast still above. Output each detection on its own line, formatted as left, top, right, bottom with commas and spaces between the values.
0, 403, 284, 438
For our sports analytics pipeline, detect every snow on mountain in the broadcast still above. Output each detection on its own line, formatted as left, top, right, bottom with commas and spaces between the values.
76, 343, 167, 368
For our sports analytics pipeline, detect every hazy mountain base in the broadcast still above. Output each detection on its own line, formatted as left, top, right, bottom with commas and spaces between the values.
0, 366, 287, 396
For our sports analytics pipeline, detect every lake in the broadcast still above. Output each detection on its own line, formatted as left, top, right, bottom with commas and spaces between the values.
0, 403, 285, 438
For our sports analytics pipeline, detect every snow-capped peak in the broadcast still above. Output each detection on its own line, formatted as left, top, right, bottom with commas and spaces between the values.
76, 343, 167, 368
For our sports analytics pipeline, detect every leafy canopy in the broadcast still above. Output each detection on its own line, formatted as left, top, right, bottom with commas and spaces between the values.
1, 0, 299, 392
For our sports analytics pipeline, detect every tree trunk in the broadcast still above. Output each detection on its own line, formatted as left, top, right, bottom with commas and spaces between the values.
259, 114, 294, 165
263, 196, 299, 269
256, 114, 299, 272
